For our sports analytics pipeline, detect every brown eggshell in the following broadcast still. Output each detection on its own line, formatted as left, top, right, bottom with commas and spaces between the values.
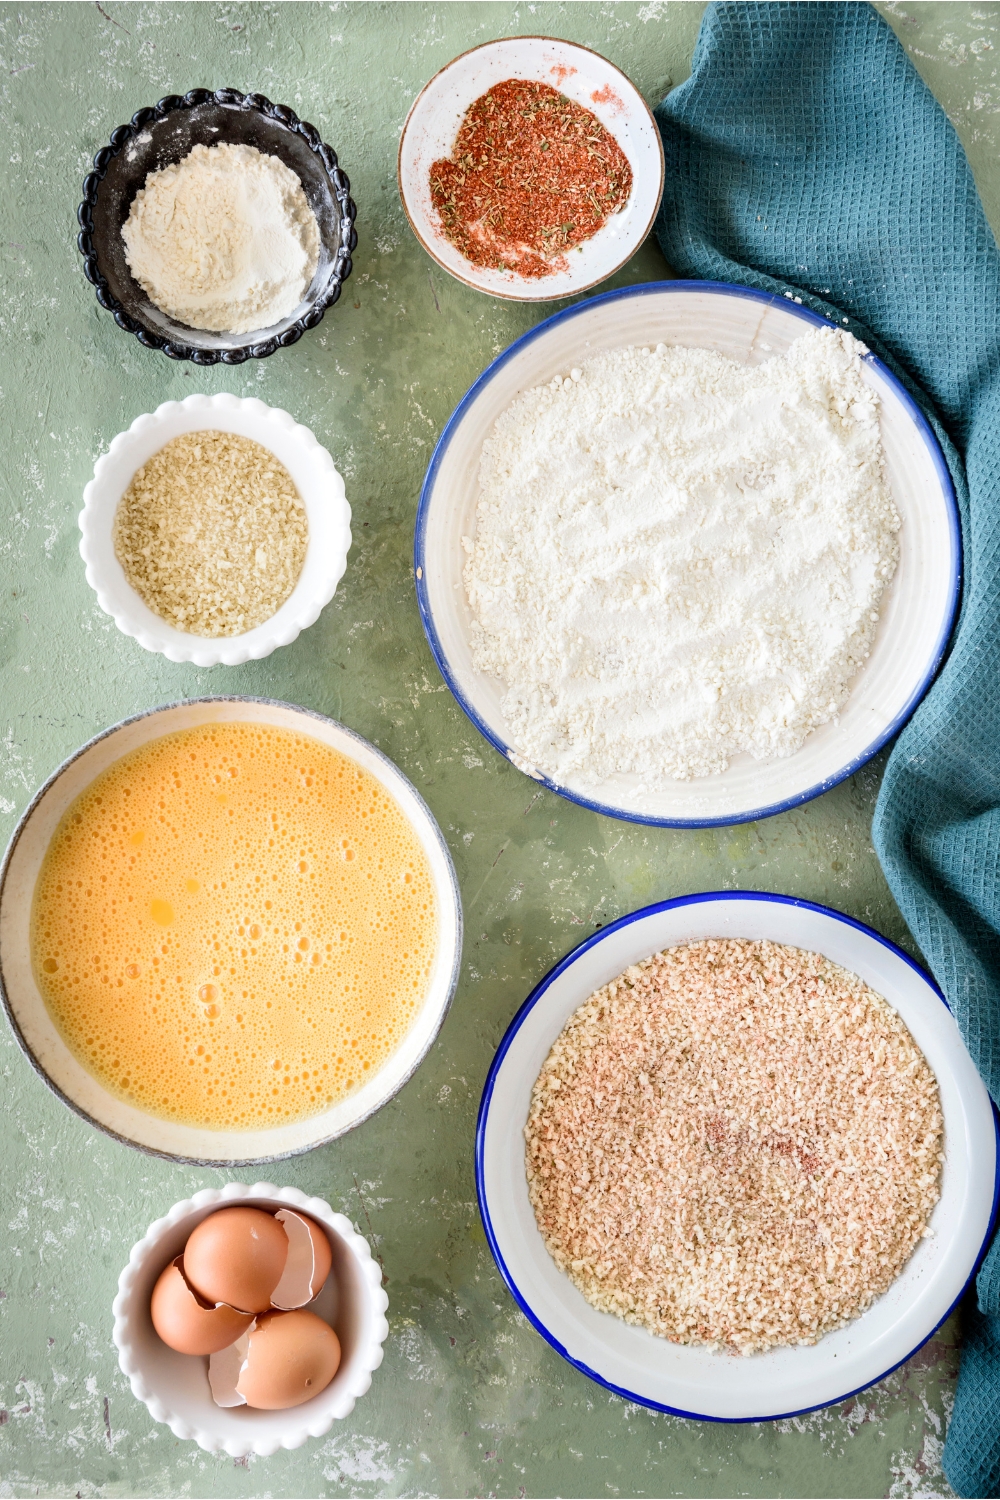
208, 1325, 252, 1407
236, 1309, 341, 1410
271, 1210, 334, 1308
150, 1257, 254, 1356
183, 1207, 289, 1314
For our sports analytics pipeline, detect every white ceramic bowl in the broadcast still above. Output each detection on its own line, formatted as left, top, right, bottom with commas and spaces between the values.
79, 393, 351, 667
416, 281, 961, 826
477, 891, 998, 1421
398, 37, 664, 301
0, 696, 462, 1164
113, 1182, 389, 1456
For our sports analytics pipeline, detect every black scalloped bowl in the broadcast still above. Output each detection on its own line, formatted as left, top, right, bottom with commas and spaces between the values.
77, 88, 358, 364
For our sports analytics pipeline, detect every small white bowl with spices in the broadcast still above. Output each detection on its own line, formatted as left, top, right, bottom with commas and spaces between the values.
79, 393, 351, 667
399, 37, 664, 301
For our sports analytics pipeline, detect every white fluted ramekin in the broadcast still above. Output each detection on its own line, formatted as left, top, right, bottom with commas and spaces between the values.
112, 1182, 389, 1456
79, 394, 351, 667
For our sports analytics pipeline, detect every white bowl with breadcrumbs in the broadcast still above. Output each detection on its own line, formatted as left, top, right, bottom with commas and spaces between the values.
79, 393, 351, 668
476, 891, 999, 1421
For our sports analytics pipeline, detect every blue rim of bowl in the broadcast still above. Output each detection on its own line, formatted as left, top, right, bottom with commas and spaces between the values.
76, 88, 358, 365
0, 696, 463, 1167
414, 280, 963, 828
475, 889, 1000, 1423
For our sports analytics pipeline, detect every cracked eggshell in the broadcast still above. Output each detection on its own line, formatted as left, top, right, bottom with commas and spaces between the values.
209, 1326, 252, 1407
271, 1210, 333, 1309
183, 1207, 289, 1314
151, 1257, 255, 1356
235, 1310, 342, 1410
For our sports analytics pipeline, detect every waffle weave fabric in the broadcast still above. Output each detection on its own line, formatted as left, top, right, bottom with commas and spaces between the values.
655, 3, 1000, 1491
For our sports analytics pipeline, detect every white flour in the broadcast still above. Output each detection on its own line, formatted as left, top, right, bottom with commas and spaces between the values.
464, 328, 900, 786
122, 142, 320, 334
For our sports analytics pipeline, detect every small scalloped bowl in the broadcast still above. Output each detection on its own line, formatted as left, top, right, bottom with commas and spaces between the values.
79, 393, 351, 667
113, 1182, 389, 1456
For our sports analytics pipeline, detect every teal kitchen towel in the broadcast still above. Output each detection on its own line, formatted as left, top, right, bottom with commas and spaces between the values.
654, 3, 1000, 1492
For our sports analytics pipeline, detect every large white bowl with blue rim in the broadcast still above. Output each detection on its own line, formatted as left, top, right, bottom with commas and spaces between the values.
415, 281, 961, 827
476, 892, 998, 1421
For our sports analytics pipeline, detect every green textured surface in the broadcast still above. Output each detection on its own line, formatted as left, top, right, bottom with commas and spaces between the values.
1, 3, 998, 1496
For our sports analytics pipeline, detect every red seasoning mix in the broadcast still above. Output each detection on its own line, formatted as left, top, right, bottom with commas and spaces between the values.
429, 79, 633, 279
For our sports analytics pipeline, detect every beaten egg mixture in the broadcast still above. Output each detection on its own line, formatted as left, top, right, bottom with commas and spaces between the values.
30, 722, 437, 1129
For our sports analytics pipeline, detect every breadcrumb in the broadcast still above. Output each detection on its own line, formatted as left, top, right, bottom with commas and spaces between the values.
525, 939, 943, 1355
113, 430, 308, 637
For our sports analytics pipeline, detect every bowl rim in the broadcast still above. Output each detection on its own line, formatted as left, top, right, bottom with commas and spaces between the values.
112, 1181, 390, 1455
414, 278, 963, 827
397, 35, 666, 302
474, 889, 1000, 1423
0, 695, 464, 1165
77, 392, 352, 668
76, 87, 358, 364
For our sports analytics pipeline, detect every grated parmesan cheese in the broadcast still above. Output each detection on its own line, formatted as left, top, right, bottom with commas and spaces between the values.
113, 430, 308, 637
